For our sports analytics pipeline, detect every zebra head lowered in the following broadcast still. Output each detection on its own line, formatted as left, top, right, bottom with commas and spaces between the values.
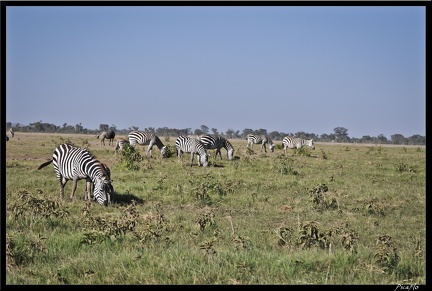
38, 143, 111, 206
305, 139, 315, 150
199, 135, 235, 161
247, 134, 274, 153
85, 162, 114, 203
175, 135, 209, 167
128, 131, 168, 158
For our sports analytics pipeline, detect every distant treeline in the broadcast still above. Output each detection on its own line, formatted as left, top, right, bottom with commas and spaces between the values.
5, 121, 425, 145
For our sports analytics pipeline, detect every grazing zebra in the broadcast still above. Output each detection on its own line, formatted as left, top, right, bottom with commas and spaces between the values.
37, 144, 112, 206
246, 134, 275, 153
85, 162, 114, 203
97, 129, 115, 146
199, 134, 235, 160
115, 137, 130, 156
175, 135, 209, 167
128, 131, 168, 158
282, 136, 315, 154
9, 128, 14, 138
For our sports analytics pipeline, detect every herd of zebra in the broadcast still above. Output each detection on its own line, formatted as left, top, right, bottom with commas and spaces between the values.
36, 130, 315, 206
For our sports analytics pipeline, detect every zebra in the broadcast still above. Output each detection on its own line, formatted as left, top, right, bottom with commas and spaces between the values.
9, 128, 14, 138
85, 162, 114, 203
6, 135, 9, 142
282, 136, 315, 154
97, 129, 115, 146
128, 131, 168, 158
246, 134, 275, 153
175, 135, 209, 167
115, 137, 130, 156
37, 143, 112, 206
199, 134, 235, 161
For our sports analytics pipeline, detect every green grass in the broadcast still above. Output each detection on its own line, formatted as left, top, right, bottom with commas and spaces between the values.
5, 133, 426, 284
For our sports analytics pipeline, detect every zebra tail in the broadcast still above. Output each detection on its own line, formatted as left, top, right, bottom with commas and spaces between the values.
38, 159, 53, 170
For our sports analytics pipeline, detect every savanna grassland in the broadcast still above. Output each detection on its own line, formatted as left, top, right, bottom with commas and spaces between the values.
5, 132, 426, 285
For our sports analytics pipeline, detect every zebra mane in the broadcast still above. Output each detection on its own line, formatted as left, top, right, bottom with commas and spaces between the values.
99, 162, 111, 180
154, 135, 166, 149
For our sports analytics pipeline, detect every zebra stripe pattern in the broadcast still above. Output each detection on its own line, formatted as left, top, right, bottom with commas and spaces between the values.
175, 135, 209, 167
9, 128, 14, 138
115, 137, 130, 156
282, 136, 315, 154
246, 134, 275, 153
199, 134, 235, 160
85, 163, 114, 203
38, 143, 112, 206
97, 129, 115, 146
128, 131, 168, 157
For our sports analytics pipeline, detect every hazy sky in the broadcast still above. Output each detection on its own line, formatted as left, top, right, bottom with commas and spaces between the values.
5, 5, 426, 138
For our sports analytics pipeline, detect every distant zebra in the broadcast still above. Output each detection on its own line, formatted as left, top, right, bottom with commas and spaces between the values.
282, 136, 315, 154
246, 134, 275, 153
199, 134, 235, 160
128, 131, 168, 158
97, 129, 115, 146
9, 128, 14, 138
37, 144, 112, 206
115, 137, 130, 156
175, 135, 209, 167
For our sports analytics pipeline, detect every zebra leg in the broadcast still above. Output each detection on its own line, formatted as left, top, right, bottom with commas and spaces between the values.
84, 178, 92, 200
177, 150, 183, 164
190, 153, 195, 167
216, 149, 222, 160
58, 177, 67, 200
147, 143, 154, 157
70, 177, 79, 201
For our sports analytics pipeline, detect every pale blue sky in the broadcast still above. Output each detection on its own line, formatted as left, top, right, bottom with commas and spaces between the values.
5, 5, 426, 138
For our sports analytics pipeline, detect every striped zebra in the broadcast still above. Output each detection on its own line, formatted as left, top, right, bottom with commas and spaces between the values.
37, 144, 112, 206
85, 162, 114, 203
246, 134, 275, 153
97, 129, 115, 146
199, 134, 235, 161
282, 136, 315, 154
9, 128, 14, 138
175, 135, 209, 167
128, 131, 168, 157
115, 137, 130, 156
